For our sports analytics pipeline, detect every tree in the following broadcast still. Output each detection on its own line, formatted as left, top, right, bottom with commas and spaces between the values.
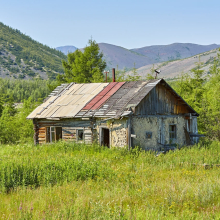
146, 64, 155, 80
0, 97, 4, 117
126, 63, 141, 81
57, 39, 106, 84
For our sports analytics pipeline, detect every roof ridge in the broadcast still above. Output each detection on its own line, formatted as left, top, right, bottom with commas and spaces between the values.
114, 81, 149, 118
123, 79, 162, 111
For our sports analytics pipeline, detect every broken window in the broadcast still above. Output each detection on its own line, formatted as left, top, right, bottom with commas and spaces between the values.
46, 126, 62, 143
77, 129, 84, 141
169, 125, 176, 142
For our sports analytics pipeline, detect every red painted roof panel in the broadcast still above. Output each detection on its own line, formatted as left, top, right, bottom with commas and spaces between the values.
91, 82, 125, 110
83, 82, 118, 110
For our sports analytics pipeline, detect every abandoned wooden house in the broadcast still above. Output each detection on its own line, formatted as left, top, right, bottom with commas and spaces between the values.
27, 77, 199, 151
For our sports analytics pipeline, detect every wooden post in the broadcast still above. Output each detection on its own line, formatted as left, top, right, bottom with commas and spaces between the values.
127, 118, 131, 150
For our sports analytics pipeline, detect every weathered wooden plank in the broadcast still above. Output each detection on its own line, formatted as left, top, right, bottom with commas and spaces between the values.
62, 133, 76, 136
38, 135, 46, 138
39, 127, 46, 131
63, 135, 76, 138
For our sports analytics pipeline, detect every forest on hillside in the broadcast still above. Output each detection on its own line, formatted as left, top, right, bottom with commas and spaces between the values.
0, 22, 66, 80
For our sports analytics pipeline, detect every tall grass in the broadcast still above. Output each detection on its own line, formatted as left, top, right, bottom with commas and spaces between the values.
1, 141, 220, 219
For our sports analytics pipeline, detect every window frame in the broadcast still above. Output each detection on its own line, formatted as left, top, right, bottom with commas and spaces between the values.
46, 126, 62, 143
169, 124, 177, 143
77, 129, 84, 141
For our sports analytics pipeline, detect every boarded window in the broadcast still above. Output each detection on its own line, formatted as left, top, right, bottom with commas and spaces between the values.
169, 125, 176, 142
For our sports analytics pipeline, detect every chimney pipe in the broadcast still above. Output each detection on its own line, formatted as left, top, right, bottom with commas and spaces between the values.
112, 68, 115, 82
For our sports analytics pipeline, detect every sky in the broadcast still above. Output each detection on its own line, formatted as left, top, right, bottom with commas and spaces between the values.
0, 0, 219, 49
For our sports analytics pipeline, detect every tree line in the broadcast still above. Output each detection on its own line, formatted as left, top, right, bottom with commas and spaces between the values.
0, 38, 220, 144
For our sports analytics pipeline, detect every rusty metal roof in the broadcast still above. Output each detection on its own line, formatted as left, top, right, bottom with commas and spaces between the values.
27, 79, 197, 120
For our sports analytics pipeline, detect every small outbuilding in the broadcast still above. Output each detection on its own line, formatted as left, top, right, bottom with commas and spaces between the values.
27, 78, 199, 151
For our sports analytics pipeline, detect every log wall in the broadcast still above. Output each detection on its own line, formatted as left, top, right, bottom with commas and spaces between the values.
35, 119, 93, 144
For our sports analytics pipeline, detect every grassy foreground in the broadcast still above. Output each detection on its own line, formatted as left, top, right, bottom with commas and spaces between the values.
1, 141, 220, 219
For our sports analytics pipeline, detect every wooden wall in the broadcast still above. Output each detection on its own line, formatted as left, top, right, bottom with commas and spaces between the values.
135, 84, 195, 116
34, 119, 93, 144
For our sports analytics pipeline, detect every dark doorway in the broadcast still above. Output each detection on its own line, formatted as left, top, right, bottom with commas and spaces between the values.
103, 128, 110, 147
100, 128, 110, 147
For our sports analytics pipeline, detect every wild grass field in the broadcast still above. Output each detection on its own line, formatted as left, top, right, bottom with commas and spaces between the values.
1, 141, 220, 219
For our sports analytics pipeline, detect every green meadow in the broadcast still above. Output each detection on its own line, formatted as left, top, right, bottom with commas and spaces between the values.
1, 141, 220, 219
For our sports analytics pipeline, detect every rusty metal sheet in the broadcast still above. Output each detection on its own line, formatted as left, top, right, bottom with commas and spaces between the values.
91, 82, 125, 110
94, 81, 137, 116
91, 83, 108, 94
83, 82, 116, 110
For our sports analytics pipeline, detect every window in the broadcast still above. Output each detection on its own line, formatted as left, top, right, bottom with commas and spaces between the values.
77, 129, 84, 141
50, 126, 55, 142
46, 127, 62, 142
169, 125, 176, 142
146, 132, 152, 139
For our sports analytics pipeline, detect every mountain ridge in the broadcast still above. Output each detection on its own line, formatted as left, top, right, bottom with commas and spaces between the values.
56, 45, 77, 55
56, 43, 220, 70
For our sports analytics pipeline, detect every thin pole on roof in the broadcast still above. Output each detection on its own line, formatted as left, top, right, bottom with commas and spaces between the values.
104, 70, 109, 83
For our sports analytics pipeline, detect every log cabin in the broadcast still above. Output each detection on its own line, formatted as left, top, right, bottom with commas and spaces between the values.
27, 77, 199, 151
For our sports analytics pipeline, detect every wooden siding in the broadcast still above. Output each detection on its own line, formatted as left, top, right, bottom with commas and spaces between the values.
35, 119, 93, 144
38, 127, 46, 144
135, 84, 193, 116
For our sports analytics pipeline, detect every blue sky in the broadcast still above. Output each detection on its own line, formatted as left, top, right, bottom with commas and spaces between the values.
0, 0, 219, 49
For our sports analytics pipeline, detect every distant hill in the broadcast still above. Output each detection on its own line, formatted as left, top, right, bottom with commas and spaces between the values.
56, 46, 77, 55
132, 47, 220, 79
98, 43, 152, 69
84, 42, 220, 70
131, 43, 220, 63
0, 22, 67, 80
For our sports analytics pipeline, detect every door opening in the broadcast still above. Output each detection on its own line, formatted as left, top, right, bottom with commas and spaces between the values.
100, 128, 110, 147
